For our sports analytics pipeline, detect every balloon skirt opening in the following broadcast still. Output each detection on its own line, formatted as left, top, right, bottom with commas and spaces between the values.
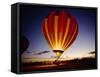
53, 50, 64, 58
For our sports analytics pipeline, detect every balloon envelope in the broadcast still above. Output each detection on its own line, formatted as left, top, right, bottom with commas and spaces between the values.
42, 10, 78, 57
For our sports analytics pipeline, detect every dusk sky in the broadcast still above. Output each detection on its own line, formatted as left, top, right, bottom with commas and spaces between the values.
20, 4, 96, 62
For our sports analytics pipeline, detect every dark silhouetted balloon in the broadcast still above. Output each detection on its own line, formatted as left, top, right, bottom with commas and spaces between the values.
20, 36, 29, 55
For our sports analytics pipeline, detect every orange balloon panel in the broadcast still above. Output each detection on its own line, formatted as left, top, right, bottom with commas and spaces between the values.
42, 10, 78, 51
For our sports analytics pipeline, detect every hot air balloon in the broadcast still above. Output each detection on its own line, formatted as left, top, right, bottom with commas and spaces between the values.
20, 36, 29, 55
42, 10, 78, 61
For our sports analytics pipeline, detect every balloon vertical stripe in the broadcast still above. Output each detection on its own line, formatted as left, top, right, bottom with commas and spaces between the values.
61, 18, 70, 50
64, 25, 78, 50
44, 18, 53, 49
54, 16, 58, 49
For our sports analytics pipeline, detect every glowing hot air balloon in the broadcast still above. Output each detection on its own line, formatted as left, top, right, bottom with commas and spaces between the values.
42, 10, 78, 60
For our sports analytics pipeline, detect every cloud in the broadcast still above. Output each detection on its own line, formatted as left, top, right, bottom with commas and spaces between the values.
88, 51, 95, 54
35, 51, 50, 55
